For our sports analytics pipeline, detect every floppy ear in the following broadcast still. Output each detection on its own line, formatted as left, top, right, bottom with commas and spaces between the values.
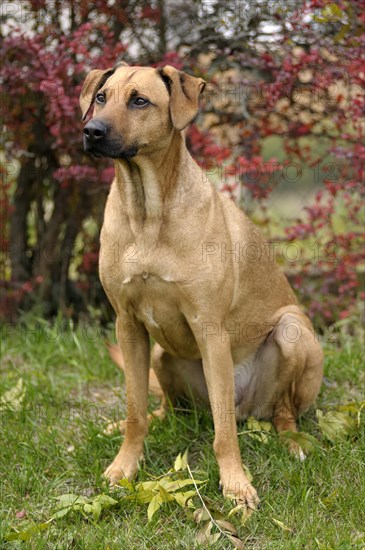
158, 65, 206, 130
79, 67, 115, 121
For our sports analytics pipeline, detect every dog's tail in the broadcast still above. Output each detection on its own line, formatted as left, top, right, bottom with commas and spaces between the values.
107, 343, 163, 397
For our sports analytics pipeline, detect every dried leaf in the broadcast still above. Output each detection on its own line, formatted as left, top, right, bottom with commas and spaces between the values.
317, 409, 357, 442
196, 521, 220, 546
227, 534, 245, 549
0, 378, 25, 412
210, 509, 226, 521
338, 401, 365, 427
280, 430, 320, 453
215, 519, 237, 534
272, 518, 292, 532
193, 507, 211, 523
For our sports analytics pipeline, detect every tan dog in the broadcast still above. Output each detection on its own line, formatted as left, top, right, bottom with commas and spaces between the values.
80, 62, 323, 509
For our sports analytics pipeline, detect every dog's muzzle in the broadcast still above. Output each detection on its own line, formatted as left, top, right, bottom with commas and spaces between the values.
83, 119, 138, 159
83, 119, 107, 155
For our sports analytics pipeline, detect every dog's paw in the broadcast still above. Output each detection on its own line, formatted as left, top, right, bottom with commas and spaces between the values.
103, 462, 125, 486
220, 472, 260, 512
288, 440, 306, 461
103, 459, 137, 486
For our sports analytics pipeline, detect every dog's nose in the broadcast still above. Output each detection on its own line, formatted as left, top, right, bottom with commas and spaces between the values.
83, 120, 107, 143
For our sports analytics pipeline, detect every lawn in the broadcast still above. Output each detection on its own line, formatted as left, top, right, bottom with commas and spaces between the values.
1, 318, 364, 549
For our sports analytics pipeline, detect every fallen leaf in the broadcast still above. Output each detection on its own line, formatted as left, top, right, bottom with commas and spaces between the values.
147, 494, 163, 522
0, 378, 25, 412
159, 477, 206, 492
272, 518, 292, 532
196, 521, 221, 546
246, 417, 273, 443
172, 490, 196, 508
227, 534, 245, 549
317, 409, 357, 442
280, 430, 320, 453
215, 519, 237, 534
193, 507, 211, 523
174, 449, 188, 472
5, 522, 51, 541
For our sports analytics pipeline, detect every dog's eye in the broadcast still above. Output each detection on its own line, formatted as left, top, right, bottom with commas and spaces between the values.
95, 93, 105, 105
131, 97, 149, 108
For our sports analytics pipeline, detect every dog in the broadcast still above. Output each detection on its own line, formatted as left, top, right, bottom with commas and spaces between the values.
80, 62, 323, 509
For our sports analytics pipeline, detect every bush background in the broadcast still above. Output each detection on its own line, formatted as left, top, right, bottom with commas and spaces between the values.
1, 0, 364, 328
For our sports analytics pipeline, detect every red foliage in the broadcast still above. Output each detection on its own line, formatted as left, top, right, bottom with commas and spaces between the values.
1, 1, 364, 326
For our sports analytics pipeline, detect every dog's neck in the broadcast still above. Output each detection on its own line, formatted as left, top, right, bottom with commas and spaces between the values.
114, 129, 192, 230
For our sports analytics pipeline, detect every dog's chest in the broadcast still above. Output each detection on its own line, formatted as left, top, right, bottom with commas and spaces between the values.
125, 273, 198, 357
100, 248, 199, 357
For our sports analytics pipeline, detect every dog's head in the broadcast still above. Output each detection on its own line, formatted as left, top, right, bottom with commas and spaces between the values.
80, 63, 206, 159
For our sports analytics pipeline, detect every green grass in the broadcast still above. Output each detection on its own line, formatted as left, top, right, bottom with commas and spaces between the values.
1, 318, 364, 549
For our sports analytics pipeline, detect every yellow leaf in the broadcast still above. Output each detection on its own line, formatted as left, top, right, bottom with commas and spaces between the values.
228, 504, 244, 517
279, 430, 320, 453
272, 518, 292, 532
174, 453, 183, 472
173, 449, 188, 471
317, 409, 357, 443
181, 449, 188, 470
134, 489, 156, 504
147, 494, 163, 522
0, 378, 25, 412
173, 490, 196, 508
159, 477, 205, 492
157, 484, 174, 502
117, 478, 134, 492
136, 481, 158, 491
246, 417, 272, 444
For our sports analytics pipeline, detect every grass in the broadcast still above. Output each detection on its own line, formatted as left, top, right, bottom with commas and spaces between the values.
0, 318, 364, 549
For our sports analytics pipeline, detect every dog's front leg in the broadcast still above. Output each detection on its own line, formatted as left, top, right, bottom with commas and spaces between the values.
104, 315, 150, 485
195, 328, 260, 509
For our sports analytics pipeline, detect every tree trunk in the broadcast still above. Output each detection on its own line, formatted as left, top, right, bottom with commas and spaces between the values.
9, 157, 36, 282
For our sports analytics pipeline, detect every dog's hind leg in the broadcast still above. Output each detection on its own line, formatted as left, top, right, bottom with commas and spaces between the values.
151, 343, 209, 409
236, 306, 323, 458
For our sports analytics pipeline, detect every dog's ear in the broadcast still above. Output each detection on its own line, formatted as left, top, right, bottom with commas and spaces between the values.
158, 65, 206, 130
79, 68, 115, 121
